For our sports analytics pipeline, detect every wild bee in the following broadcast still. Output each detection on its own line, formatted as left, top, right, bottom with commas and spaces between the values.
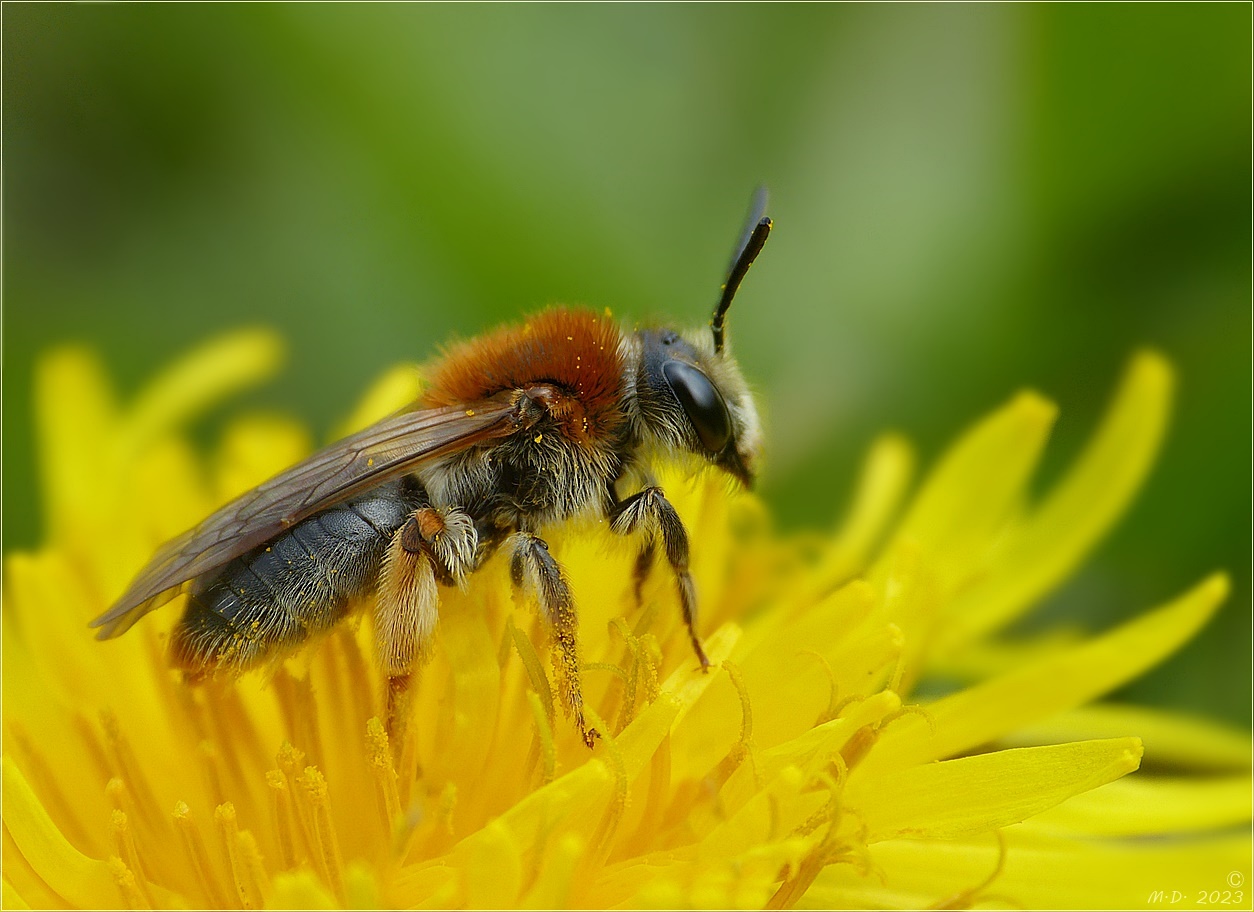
91, 192, 772, 747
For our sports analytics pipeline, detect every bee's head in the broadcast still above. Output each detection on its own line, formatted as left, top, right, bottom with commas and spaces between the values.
632, 327, 762, 486
629, 194, 771, 487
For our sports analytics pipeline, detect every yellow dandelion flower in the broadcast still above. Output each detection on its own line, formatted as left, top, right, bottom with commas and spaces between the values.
3, 332, 1249, 909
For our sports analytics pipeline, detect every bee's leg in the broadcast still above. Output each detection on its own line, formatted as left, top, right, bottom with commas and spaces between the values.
375, 526, 437, 741
375, 506, 477, 740
508, 532, 598, 748
632, 541, 656, 605
611, 487, 709, 670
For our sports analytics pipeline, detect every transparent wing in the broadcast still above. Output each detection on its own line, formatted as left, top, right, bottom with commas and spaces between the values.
91, 394, 523, 638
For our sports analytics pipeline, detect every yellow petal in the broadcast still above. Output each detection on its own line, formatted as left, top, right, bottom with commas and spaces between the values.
672, 583, 882, 778
2, 878, 32, 910
121, 328, 284, 458
938, 350, 1173, 650
925, 626, 1087, 681
807, 433, 915, 595
343, 863, 381, 909
1029, 773, 1252, 837
4, 827, 73, 910
267, 870, 337, 909
519, 833, 583, 909
879, 390, 1057, 593
698, 765, 814, 860
34, 347, 118, 542
459, 820, 523, 907
806, 830, 1252, 910
866, 573, 1228, 773
720, 689, 902, 817
847, 737, 1143, 841
214, 414, 312, 501
415, 587, 501, 785
334, 363, 423, 438
1001, 702, 1253, 773
2, 755, 128, 908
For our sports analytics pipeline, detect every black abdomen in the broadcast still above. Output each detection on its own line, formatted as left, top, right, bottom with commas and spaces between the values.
171, 480, 423, 672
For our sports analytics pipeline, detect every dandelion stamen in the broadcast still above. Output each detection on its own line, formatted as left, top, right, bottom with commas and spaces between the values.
620, 638, 643, 733
106, 777, 177, 884
882, 702, 937, 736
214, 802, 254, 909
639, 634, 662, 703
436, 781, 458, 837
105, 775, 132, 817
173, 800, 231, 909
766, 821, 836, 909
198, 740, 227, 805
799, 649, 841, 726
204, 682, 268, 789
527, 691, 558, 785
584, 661, 631, 684
629, 731, 672, 852
74, 712, 115, 786
110, 809, 156, 908
277, 743, 318, 866
108, 855, 152, 911
509, 617, 556, 728
294, 766, 345, 901
265, 770, 298, 871
274, 670, 325, 767
336, 628, 377, 738
928, 830, 1009, 910
585, 707, 628, 866
236, 829, 271, 907
839, 723, 881, 772
100, 710, 165, 830
366, 717, 402, 834
710, 660, 761, 788
793, 770, 843, 837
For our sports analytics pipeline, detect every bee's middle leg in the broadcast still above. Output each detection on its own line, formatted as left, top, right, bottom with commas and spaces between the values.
375, 506, 477, 739
508, 532, 597, 748
611, 486, 710, 670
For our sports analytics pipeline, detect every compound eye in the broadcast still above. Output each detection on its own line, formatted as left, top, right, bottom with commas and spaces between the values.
662, 360, 732, 454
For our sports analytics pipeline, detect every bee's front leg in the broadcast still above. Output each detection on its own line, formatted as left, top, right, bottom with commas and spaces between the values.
508, 532, 598, 748
610, 486, 710, 670
376, 506, 477, 741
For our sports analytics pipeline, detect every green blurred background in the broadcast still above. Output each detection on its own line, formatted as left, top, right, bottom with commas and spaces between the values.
5, 6, 1250, 725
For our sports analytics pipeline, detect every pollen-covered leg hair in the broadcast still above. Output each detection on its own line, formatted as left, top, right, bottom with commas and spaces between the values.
611, 486, 710, 670
376, 506, 479, 742
375, 517, 438, 741
508, 532, 597, 748
402, 505, 478, 586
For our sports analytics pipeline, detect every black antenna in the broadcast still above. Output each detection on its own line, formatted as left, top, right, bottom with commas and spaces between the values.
712, 187, 772, 354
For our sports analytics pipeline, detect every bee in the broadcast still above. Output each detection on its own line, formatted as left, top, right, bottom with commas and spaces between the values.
91, 191, 772, 747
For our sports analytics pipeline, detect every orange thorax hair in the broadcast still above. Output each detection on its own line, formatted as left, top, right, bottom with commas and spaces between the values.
421, 308, 626, 448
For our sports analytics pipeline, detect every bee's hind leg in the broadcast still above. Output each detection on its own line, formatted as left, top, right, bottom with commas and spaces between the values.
631, 541, 656, 605
611, 486, 710, 671
508, 532, 598, 748
375, 506, 477, 746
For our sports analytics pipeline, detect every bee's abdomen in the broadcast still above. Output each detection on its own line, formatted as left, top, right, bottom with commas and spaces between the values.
171, 481, 421, 673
